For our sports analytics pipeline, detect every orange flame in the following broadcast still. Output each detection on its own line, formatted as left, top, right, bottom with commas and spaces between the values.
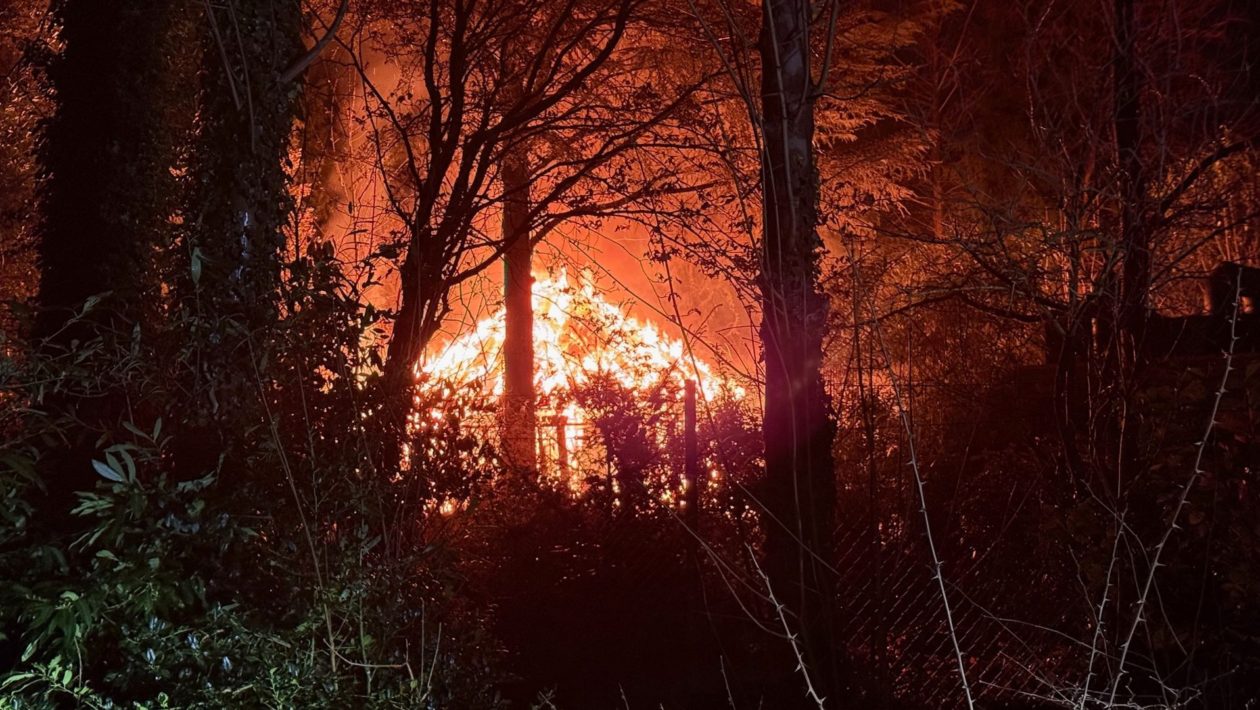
420, 270, 738, 403
415, 270, 740, 482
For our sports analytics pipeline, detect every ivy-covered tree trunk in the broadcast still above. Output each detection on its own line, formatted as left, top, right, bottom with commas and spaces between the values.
187, 0, 302, 333
757, 0, 841, 703
36, 0, 195, 343
33, 0, 197, 507
176, 0, 303, 474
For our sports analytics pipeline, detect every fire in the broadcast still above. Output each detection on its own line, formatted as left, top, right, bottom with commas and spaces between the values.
421, 270, 734, 400
415, 270, 740, 481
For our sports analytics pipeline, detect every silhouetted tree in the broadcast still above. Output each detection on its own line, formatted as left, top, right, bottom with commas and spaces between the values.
757, 0, 839, 704
35, 0, 196, 342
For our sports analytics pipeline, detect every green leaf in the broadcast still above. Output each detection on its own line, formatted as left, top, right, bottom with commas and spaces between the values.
116, 448, 137, 482
191, 247, 204, 285
91, 459, 124, 483
2, 452, 37, 482
1, 672, 36, 689
105, 451, 123, 479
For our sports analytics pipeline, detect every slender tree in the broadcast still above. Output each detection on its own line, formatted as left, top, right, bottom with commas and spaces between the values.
341, 0, 704, 440
501, 147, 537, 471
757, 0, 839, 703
370, 0, 638, 397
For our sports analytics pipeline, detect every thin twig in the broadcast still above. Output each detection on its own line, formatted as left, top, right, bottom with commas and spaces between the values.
749, 544, 827, 709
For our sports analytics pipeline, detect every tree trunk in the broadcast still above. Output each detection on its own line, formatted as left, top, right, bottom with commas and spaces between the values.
1112, 0, 1148, 495
382, 243, 444, 397
174, 0, 303, 479
189, 0, 302, 332
33, 0, 196, 510
758, 0, 841, 702
1115, 0, 1148, 343
501, 152, 537, 472
36, 0, 194, 342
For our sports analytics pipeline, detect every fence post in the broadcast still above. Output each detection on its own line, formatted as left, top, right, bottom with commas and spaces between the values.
685, 380, 699, 524
556, 414, 569, 478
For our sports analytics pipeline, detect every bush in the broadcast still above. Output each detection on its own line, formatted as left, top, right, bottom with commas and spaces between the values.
0, 245, 505, 708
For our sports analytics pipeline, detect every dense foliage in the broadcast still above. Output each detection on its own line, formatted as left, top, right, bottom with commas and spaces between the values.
0, 245, 505, 707
1, 0, 1258, 707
